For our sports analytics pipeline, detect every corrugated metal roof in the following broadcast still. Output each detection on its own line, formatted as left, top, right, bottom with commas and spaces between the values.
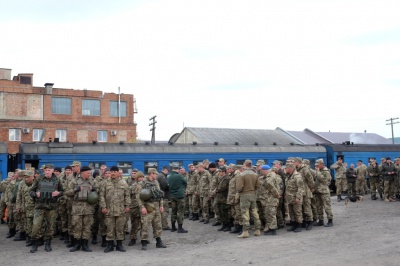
316, 132, 392, 144
287, 130, 327, 144
183, 127, 300, 145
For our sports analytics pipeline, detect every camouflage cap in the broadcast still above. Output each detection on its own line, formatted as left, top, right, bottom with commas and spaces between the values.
235, 164, 242, 170
294, 157, 302, 163
315, 159, 324, 165
302, 159, 310, 165
23, 170, 34, 177
285, 163, 295, 169
256, 160, 266, 166
17, 170, 25, 177
71, 161, 81, 167
218, 158, 225, 162
228, 163, 236, 169
196, 163, 204, 168
148, 168, 159, 175
136, 171, 145, 178
40, 165, 46, 169
43, 164, 54, 169
273, 160, 282, 165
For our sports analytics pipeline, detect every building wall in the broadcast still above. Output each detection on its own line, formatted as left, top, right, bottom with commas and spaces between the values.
0, 70, 137, 154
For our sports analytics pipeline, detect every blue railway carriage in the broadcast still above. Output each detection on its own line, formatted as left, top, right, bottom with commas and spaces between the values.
322, 144, 400, 180
0, 142, 8, 181
18, 142, 327, 177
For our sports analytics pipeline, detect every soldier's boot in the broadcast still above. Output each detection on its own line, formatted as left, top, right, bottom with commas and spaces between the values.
264, 229, 277, 236
170, 222, 177, 232
128, 239, 136, 246
293, 222, 302, 233
63, 233, 70, 244
30, 240, 38, 253
312, 219, 318, 226
66, 236, 75, 248
324, 219, 333, 227
192, 213, 199, 221
380, 193, 383, 200
45, 239, 52, 252
177, 224, 188, 233
203, 219, 209, 224
212, 221, 221, 226
91, 234, 97, 244
104, 240, 114, 253
101, 236, 107, 247
188, 212, 194, 220
287, 223, 297, 232
237, 230, 249, 238
14, 231, 26, 241
237, 225, 243, 235
217, 224, 227, 231
301, 221, 306, 228
59, 232, 65, 241
70, 238, 82, 252
223, 223, 233, 232
26, 236, 33, 247
6, 228, 16, 238
315, 220, 324, 226
37, 237, 44, 246
199, 216, 205, 222
116, 240, 126, 252
337, 195, 341, 202
141, 240, 148, 250
306, 221, 313, 231
253, 229, 261, 236
0, 219, 5, 224
286, 220, 294, 226
156, 237, 167, 248
81, 239, 92, 252
230, 224, 240, 234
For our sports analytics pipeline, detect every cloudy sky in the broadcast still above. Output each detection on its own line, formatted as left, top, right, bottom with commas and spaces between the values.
1, 0, 400, 141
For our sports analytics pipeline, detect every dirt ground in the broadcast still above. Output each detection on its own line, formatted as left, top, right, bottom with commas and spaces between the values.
1, 196, 400, 266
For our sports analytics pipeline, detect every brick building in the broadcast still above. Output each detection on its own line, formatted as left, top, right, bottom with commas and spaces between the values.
0, 68, 137, 154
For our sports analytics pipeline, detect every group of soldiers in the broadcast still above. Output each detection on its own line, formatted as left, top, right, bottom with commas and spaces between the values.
181, 157, 333, 238
0, 161, 169, 253
334, 157, 400, 202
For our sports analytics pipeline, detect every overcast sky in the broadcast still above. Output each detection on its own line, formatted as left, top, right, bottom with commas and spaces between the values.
1, 0, 400, 141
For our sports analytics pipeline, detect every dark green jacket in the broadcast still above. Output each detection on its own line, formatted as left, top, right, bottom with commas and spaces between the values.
168, 171, 187, 199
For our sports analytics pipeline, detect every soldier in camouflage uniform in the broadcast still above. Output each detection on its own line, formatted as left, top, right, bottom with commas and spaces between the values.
197, 163, 212, 224
314, 159, 333, 227
236, 160, 261, 238
214, 166, 231, 232
272, 160, 286, 228
303, 159, 318, 225
179, 167, 190, 218
16, 170, 35, 245
381, 157, 397, 202
227, 164, 242, 233
65, 161, 81, 247
96, 168, 111, 247
285, 164, 304, 233
394, 158, 400, 199
137, 169, 167, 250
367, 159, 382, 200
58, 165, 72, 242
100, 166, 131, 252
0, 172, 13, 224
186, 164, 199, 221
294, 157, 315, 230
5, 169, 23, 239
65, 166, 96, 252
355, 160, 368, 196
128, 170, 144, 246
208, 162, 221, 226
258, 165, 280, 236
330, 157, 346, 202
29, 164, 63, 253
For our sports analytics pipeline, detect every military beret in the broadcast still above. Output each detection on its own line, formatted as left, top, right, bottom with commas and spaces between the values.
54, 167, 62, 172
110, 166, 119, 171
80, 166, 92, 172
256, 160, 266, 166
65, 165, 72, 170
43, 164, 54, 169
386, 157, 391, 160
261, 165, 271, 170
209, 162, 217, 168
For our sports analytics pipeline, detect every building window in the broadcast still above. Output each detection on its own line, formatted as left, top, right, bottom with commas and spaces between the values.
82, 99, 100, 116
52, 97, 72, 115
9, 129, 21, 141
55, 129, 67, 142
33, 129, 45, 141
98, 130, 108, 142
110, 101, 127, 117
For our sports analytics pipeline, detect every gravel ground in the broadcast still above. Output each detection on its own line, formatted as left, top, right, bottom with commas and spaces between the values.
1, 196, 400, 266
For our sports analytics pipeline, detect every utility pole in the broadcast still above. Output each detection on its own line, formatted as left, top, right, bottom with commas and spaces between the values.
386, 117, 399, 144
149, 116, 157, 144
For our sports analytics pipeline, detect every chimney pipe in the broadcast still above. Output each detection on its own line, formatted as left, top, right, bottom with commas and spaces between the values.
44, 83, 54, 94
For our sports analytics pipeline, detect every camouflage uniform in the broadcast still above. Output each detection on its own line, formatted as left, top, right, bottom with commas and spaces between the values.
274, 168, 286, 226
258, 172, 279, 231
186, 169, 199, 218
0, 174, 12, 223
137, 179, 164, 241
129, 180, 141, 242
285, 170, 304, 224
65, 176, 96, 241
58, 172, 69, 236
197, 170, 212, 222
95, 175, 108, 243
15, 176, 35, 239
215, 172, 230, 226
157, 171, 170, 229
99, 178, 131, 241
330, 161, 346, 195
381, 161, 397, 201
227, 170, 242, 226
355, 163, 368, 195
314, 166, 333, 223
5, 175, 23, 235
368, 162, 382, 199
296, 163, 315, 223
209, 169, 221, 224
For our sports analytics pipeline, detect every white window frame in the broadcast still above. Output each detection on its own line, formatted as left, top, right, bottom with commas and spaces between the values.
33, 129, 44, 141
97, 130, 108, 142
9, 128, 21, 141
55, 129, 67, 142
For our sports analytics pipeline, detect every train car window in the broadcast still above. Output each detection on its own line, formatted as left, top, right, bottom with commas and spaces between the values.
144, 161, 158, 174
89, 162, 106, 170
118, 162, 133, 176
169, 161, 182, 167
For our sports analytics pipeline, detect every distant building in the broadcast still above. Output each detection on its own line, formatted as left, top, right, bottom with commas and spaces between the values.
171, 127, 392, 145
0, 68, 137, 154
388, 137, 400, 144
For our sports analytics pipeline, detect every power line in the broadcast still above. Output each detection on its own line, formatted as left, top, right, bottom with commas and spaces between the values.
386, 117, 399, 144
